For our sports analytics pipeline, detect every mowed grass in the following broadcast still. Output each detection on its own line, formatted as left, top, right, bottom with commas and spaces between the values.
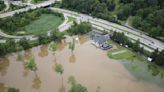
21, 14, 63, 35
108, 50, 135, 60
107, 40, 139, 60
67, 16, 76, 23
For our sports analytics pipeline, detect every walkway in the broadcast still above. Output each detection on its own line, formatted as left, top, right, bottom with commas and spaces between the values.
111, 50, 127, 55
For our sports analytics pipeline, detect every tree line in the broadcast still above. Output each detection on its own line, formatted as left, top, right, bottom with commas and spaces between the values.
0, 29, 64, 56
117, 0, 164, 41
0, 8, 64, 35
110, 31, 164, 67
33, 0, 46, 3
0, 21, 92, 57
61, 0, 118, 23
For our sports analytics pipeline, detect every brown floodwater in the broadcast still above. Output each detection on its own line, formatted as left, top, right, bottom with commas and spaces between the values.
0, 36, 164, 92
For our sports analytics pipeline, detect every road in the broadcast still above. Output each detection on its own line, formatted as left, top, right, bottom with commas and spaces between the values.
51, 8, 164, 52
0, 0, 56, 18
0, 3, 163, 52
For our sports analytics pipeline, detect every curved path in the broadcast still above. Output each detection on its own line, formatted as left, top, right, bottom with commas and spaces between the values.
0, 13, 71, 43
0, 0, 10, 13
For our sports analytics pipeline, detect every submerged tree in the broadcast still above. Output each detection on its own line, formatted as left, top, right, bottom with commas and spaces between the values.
7, 88, 19, 92
49, 41, 58, 55
55, 64, 64, 75
49, 41, 58, 63
68, 76, 88, 92
25, 58, 37, 72
69, 39, 75, 53
55, 64, 65, 92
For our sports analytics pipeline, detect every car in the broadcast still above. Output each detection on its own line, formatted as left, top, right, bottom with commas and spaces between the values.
100, 43, 112, 50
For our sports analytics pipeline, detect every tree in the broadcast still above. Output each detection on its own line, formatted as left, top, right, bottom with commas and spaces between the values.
131, 16, 142, 28
61, 0, 118, 23
49, 41, 58, 63
38, 34, 50, 45
7, 88, 19, 92
132, 40, 140, 52
50, 29, 64, 41
150, 49, 159, 61
68, 76, 76, 86
49, 41, 58, 55
25, 58, 37, 72
0, 44, 7, 56
117, 4, 134, 20
55, 63, 65, 91
19, 38, 31, 50
69, 39, 75, 53
68, 76, 88, 92
68, 22, 92, 35
55, 64, 64, 74
155, 50, 164, 66
0, 1, 5, 11
69, 84, 88, 92
5, 39, 17, 52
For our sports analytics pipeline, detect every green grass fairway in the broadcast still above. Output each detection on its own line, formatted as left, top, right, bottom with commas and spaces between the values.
21, 14, 63, 35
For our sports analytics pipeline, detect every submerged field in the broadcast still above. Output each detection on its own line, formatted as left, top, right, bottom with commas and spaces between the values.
0, 36, 164, 92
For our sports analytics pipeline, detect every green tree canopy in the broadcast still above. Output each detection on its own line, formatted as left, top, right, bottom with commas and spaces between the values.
25, 58, 37, 71
55, 64, 64, 74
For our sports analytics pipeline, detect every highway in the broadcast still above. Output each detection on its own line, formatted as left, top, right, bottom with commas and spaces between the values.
51, 8, 164, 52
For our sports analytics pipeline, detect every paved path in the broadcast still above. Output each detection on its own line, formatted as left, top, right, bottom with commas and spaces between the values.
112, 50, 127, 55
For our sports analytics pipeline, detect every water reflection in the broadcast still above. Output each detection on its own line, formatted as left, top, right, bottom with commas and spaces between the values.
24, 49, 33, 60
59, 76, 65, 92
23, 68, 29, 77
79, 35, 89, 45
38, 45, 49, 57
59, 84, 65, 92
0, 57, 9, 76
32, 74, 42, 89
17, 52, 24, 62
69, 54, 76, 63
57, 39, 67, 51
0, 83, 7, 92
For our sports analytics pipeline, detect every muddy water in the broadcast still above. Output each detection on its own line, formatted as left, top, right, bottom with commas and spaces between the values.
0, 36, 164, 92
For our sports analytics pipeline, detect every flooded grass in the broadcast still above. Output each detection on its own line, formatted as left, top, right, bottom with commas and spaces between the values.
107, 40, 164, 87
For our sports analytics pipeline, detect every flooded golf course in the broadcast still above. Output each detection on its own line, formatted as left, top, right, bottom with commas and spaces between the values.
0, 35, 164, 92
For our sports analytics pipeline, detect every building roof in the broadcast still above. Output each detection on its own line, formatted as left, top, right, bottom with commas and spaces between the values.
91, 31, 109, 44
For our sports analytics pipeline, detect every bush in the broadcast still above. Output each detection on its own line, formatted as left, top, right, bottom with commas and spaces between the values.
67, 22, 92, 35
